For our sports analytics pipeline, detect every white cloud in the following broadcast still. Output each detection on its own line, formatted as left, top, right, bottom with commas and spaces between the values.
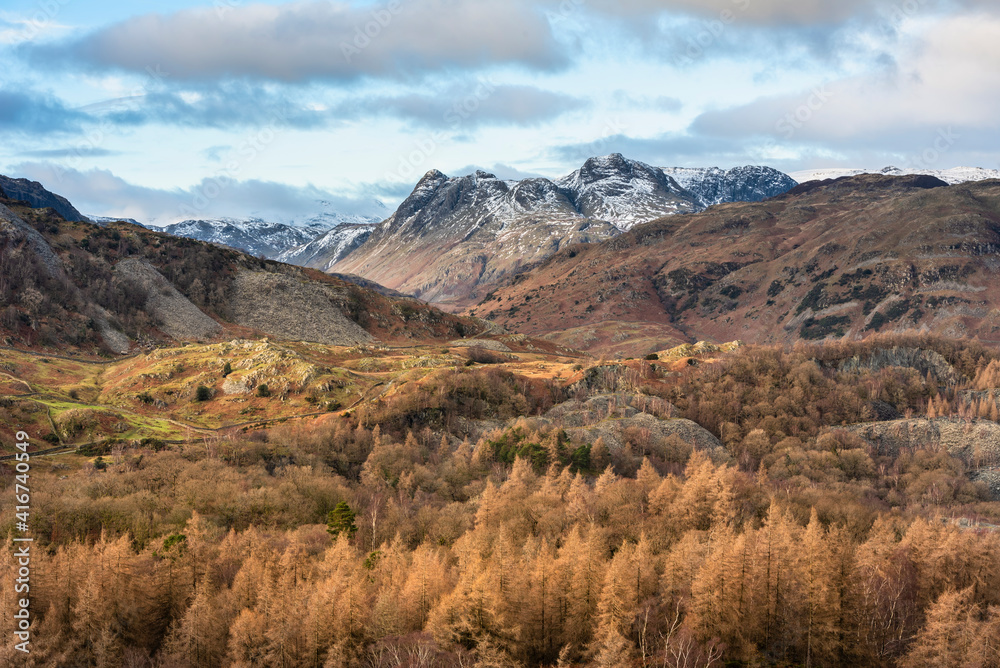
27, 0, 565, 82
691, 13, 1000, 144
11, 162, 385, 225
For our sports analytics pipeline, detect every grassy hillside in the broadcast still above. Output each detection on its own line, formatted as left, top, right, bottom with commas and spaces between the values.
2, 334, 1000, 666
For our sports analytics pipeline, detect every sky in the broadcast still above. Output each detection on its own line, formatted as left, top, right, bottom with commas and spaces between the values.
1, 0, 999, 224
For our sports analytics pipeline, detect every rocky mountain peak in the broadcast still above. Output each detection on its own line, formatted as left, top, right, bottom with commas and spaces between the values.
575, 153, 657, 184
330, 156, 798, 311
0, 174, 86, 222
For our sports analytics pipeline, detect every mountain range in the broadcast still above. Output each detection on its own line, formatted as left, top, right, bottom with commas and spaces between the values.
88, 206, 387, 261
11, 156, 1000, 357
275, 223, 376, 270
331, 155, 798, 310
789, 165, 1000, 185
470, 173, 1000, 355
150, 218, 336, 259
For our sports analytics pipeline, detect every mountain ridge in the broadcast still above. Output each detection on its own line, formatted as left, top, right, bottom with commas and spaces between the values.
0, 174, 86, 222
469, 173, 1000, 355
331, 154, 798, 310
789, 165, 1000, 185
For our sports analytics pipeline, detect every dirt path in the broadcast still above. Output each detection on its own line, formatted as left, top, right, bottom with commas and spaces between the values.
0, 344, 139, 365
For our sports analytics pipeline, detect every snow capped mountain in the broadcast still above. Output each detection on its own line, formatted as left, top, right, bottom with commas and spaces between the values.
276, 223, 376, 271
662, 165, 798, 208
375, 153, 702, 240
331, 164, 624, 310
134, 198, 387, 261
150, 218, 334, 259
330, 154, 800, 311
555, 154, 701, 229
87, 215, 146, 228
789, 166, 1000, 186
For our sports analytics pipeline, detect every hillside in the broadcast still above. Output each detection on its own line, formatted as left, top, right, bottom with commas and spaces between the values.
0, 174, 86, 222
331, 155, 796, 311
0, 194, 484, 355
470, 174, 1000, 356
331, 168, 623, 310
3, 334, 1000, 667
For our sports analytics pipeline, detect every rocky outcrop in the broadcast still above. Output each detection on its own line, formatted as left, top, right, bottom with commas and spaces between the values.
837, 347, 962, 384
0, 202, 64, 278
974, 469, 1000, 499
532, 393, 724, 455
840, 417, 1000, 467
115, 259, 223, 341
228, 270, 373, 346
449, 339, 513, 353
0, 175, 85, 222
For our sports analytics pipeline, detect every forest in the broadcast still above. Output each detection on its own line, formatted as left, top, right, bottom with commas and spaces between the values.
3, 334, 1000, 667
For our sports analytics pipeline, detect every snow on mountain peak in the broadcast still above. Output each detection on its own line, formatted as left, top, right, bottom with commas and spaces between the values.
789, 166, 1000, 186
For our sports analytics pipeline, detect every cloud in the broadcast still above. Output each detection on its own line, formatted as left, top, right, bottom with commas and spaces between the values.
0, 88, 85, 134
0, 15, 73, 45
19, 147, 120, 159
24, 0, 566, 82
448, 163, 549, 180
100, 83, 338, 130
549, 132, 761, 169
610, 90, 682, 112
11, 162, 387, 225
341, 83, 588, 129
689, 13, 1000, 152
578, 0, 894, 25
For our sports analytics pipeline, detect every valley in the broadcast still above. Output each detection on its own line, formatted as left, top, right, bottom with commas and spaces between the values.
4, 165, 1000, 668
6, 0, 1000, 663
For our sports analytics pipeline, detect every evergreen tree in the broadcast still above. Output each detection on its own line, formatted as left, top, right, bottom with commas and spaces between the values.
327, 502, 359, 539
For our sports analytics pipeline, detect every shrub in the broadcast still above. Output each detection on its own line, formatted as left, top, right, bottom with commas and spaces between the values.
800, 316, 850, 340
222, 361, 233, 377
257, 384, 271, 398
645, 353, 659, 361
466, 346, 510, 364
195, 385, 212, 402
